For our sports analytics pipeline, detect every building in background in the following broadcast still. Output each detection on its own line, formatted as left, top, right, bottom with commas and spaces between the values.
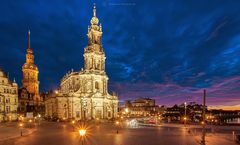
45, 5, 118, 120
121, 97, 160, 117
0, 68, 18, 122
17, 87, 34, 117
163, 102, 207, 123
21, 30, 44, 117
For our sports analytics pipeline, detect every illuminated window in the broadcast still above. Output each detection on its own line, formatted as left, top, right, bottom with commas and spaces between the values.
6, 106, 10, 113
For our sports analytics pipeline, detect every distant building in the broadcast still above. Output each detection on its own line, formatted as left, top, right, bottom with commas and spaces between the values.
18, 87, 34, 116
0, 68, 18, 121
121, 97, 160, 117
163, 105, 182, 122
163, 103, 208, 123
45, 5, 118, 120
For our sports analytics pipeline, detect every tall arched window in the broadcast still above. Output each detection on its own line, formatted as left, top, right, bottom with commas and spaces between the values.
95, 82, 99, 90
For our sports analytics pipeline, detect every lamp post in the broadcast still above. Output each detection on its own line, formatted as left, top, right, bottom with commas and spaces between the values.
71, 120, 75, 131
29, 119, 32, 128
184, 102, 187, 127
201, 90, 206, 145
116, 121, 120, 134
38, 114, 41, 126
19, 123, 23, 136
79, 129, 86, 145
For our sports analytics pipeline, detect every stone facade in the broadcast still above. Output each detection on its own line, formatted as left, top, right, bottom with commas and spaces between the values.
0, 68, 18, 122
122, 98, 160, 117
18, 87, 34, 116
45, 5, 118, 120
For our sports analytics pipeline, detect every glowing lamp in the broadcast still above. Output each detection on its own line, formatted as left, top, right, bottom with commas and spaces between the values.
79, 129, 86, 136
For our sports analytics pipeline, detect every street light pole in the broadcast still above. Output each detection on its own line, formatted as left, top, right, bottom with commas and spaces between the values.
79, 129, 86, 145
201, 89, 206, 145
19, 123, 23, 136
116, 121, 119, 134
184, 102, 187, 127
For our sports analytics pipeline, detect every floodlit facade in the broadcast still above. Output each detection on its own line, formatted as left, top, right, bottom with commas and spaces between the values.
0, 69, 18, 121
45, 5, 118, 120
22, 30, 40, 103
122, 98, 160, 117
21, 30, 45, 117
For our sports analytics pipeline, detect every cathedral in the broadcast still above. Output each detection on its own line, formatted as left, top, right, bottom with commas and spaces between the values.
45, 5, 118, 120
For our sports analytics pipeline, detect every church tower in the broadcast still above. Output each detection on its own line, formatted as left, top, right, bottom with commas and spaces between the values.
84, 4, 106, 73
22, 30, 40, 103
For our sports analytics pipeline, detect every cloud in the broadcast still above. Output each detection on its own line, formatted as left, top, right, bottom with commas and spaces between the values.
110, 76, 240, 107
1, 0, 240, 107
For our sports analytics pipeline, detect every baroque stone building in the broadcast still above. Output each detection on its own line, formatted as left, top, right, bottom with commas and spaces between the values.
45, 5, 118, 120
0, 68, 18, 121
21, 30, 44, 117
121, 98, 160, 117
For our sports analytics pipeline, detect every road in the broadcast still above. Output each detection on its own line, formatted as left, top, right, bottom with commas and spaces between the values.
0, 121, 238, 145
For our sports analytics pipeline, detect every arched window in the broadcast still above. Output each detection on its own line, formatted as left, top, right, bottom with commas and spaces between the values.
95, 82, 99, 90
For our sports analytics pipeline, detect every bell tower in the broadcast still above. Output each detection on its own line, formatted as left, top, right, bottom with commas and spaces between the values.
22, 30, 40, 103
83, 4, 106, 72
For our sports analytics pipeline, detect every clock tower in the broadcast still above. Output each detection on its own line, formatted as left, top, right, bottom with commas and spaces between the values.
22, 30, 40, 103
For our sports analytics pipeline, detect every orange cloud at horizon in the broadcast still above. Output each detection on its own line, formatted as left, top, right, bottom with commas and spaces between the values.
209, 104, 240, 110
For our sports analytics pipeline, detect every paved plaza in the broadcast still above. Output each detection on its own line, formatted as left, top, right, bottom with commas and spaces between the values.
0, 121, 239, 145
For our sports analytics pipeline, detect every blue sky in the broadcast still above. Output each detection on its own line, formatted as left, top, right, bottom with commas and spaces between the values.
1, 0, 240, 108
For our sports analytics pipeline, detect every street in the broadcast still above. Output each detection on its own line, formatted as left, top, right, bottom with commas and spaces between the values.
0, 121, 239, 145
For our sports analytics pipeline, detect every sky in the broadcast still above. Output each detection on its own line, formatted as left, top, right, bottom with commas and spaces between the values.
0, 0, 240, 109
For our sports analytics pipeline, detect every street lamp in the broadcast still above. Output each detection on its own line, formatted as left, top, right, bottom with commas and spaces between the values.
79, 129, 86, 136
116, 121, 120, 134
19, 123, 23, 136
55, 90, 59, 94
79, 129, 86, 145
184, 102, 187, 127
201, 89, 207, 145
71, 120, 75, 131
29, 119, 32, 128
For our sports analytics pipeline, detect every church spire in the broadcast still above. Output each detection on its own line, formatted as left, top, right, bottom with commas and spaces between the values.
87, 4, 103, 50
90, 4, 99, 26
28, 30, 31, 48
